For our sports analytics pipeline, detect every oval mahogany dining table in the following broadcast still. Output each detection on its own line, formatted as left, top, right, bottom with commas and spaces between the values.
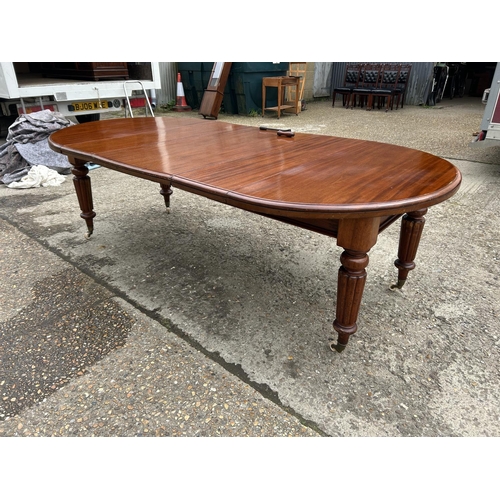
49, 116, 462, 352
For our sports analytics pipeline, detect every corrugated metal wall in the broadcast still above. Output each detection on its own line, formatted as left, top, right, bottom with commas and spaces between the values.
156, 62, 177, 106
329, 62, 434, 106
313, 63, 334, 97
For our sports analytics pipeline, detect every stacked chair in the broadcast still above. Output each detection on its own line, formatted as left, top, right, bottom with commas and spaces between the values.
331, 63, 412, 111
331, 64, 362, 108
349, 64, 382, 110
370, 64, 401, 111
393, 64, 412, 109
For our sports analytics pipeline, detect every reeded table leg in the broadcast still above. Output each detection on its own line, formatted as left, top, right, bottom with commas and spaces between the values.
392, 208, 427, 289
331, 217, 380, 352
332, 250, 369, 352
71, 159, 95, 238
160, 182, 173, 213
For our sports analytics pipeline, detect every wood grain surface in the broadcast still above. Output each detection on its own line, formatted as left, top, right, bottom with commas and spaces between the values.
49, 116, 462, 219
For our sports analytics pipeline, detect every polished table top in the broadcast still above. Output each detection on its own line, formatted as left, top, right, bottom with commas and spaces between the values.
49, 116, 462, 353
49, 116, 461, 220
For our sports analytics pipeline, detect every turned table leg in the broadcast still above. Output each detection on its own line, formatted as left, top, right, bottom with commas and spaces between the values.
71, 159, 96, 238
392, 208, 427, 289
332, 249, 369, 352
159, 182, 173, 213
331, 217, 380, 352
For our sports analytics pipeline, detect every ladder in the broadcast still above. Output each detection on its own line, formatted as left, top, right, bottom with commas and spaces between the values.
123, 80, 155, 118
286, 62, 307, 105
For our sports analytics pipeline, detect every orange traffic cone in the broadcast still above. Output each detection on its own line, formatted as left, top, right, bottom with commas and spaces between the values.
173, 72, 192, 112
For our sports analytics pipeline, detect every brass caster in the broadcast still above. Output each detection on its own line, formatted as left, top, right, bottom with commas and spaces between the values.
165, 208, 171, 214
84, 230, 93, 239
390, 279, 406, 290
330, 342, 347, 353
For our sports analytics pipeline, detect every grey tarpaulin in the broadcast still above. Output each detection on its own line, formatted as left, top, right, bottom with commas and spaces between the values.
0, 110, 74, 185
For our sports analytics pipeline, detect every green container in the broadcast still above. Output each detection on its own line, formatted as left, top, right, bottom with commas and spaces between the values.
228, 62, 289, 115
177, 62, 289, 115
